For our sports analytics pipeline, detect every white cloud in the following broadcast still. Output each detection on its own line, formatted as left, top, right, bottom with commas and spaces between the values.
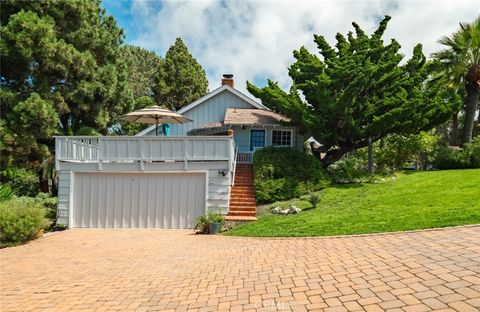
129, 0, 479, 94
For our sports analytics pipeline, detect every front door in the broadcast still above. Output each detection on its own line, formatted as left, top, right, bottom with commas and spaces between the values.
250, 129, 265, 151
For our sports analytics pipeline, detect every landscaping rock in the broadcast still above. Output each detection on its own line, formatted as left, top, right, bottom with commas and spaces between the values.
288, 205, 302, 214
272, 205, 302, 215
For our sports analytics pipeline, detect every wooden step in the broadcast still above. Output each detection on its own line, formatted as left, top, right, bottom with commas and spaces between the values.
227, 211, 257, 217
230, 195, 256, 204
229, 204, 257, 209
224, 215, 257, 222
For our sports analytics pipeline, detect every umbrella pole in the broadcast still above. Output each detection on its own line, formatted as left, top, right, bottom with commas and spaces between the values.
155, 118, 159, 136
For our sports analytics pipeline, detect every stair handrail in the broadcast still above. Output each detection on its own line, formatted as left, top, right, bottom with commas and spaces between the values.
231, 146, 238, 187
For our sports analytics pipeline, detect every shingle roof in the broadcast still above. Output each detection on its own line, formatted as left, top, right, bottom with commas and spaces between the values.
224, 108, 289, 126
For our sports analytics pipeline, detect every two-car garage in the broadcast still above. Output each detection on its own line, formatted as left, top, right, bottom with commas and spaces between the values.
71, 172, 206, 229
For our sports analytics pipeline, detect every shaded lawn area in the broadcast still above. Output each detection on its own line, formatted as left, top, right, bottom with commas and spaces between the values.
226, 169, 480, 237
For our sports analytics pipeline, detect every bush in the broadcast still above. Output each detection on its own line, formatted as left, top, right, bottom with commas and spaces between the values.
0, 198, 51, 247
433, 147, 470, 169
375, 132, 438, 170
253, 147, 329, 203
32, 193, 58, 231
433, 137, 480, 170
465, 137, 480, 168
0, 184, 14, 202
1, 167, 39, 197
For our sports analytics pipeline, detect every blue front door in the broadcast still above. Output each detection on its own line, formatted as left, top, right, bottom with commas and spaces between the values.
250, 130, 265, 151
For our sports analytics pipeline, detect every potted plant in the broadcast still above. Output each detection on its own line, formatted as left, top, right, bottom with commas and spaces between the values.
194, 215, 209, 234
207, 212, 224, 234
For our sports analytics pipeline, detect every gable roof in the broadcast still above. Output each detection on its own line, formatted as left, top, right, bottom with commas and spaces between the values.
136, 85, 266, 136
224, 108, 290, 126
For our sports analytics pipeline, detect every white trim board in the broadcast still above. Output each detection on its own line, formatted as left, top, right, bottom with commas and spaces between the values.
136, 85, 266, 136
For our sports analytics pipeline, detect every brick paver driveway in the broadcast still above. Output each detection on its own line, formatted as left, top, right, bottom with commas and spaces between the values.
1, 226, 480, 312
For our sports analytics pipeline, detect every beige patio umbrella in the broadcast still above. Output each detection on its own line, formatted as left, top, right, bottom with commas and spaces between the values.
120, 105, 192, 136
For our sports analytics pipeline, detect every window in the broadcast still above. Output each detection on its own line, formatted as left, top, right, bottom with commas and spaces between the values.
250, 130, 265, 151
272, 130, 292, 147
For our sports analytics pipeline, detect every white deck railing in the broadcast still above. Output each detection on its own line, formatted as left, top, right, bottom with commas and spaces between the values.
55, 136, 235, 170
237, 152, 253, 164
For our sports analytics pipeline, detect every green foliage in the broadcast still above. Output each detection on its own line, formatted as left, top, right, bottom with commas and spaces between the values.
194, 215, 209, 234
0, 0, 133, 176
120, 45, 163, 99
75, 126, 101, 136
329, 157, 367, 181
154, 38, 208, 110
466, 137, 480, 167
247, 16, 455, 168
208, 213, 225, 223
307, 193, 321, 208
194, 211, 224, 234
32, 193, 58, 231
433, 16, 480, 144
0, 198, 51, 247
253, 147, 329, 203
433, 148, 471, 169
0, 185, 14, 202
433, 137, 480, 169
1, 167, 39, 197
375, 132, 438, 170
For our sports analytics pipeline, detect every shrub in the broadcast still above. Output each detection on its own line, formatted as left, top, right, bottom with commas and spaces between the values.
1, 167, 39, 197
0, 198, 51, 247
433, 147, 470, 169
0, 185, 14, 202
465, 137, 480, 168
32, 193, 58, 231
433, 137, 480, 170
375, 132, 438, 170
253, 147, 329, 203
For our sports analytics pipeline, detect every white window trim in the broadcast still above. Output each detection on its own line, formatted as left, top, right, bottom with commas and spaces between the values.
271, 129, 293, 147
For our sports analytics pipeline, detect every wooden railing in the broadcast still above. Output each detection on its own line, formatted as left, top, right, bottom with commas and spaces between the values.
55, 136, 235, 170
236, 152, 253, 164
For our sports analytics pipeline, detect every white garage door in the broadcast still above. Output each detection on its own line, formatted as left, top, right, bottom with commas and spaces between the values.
73, 172, 206, 229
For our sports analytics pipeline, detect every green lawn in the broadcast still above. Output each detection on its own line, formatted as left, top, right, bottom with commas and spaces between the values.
226, 169, 480, 237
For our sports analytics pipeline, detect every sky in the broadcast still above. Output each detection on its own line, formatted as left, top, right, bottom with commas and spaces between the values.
102, 0, 479, 94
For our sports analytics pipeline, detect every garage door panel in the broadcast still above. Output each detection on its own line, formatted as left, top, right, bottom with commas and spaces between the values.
73, 172, 205, 229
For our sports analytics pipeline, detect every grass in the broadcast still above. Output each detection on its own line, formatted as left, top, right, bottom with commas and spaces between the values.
225, 169, 480, 237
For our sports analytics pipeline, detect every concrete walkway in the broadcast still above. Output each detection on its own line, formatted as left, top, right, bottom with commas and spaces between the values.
1, 226, 479, 311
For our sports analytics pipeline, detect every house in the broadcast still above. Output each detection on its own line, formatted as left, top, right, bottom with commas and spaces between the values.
137, 74, 304, 162
55, 75, 302, 229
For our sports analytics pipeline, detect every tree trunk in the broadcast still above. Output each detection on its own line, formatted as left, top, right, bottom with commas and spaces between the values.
450, 111, 459, 146
463, 67, 480, 144
38, 169, 49, 193
320, 147, 349, 168
367, 137, 374, 174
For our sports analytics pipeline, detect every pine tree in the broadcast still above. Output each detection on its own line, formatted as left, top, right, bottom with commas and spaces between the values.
154, 38, 208, 110
247, 16, 456, 168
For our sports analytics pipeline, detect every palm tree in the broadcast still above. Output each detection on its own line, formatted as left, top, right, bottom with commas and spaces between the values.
433, 17, 480, 144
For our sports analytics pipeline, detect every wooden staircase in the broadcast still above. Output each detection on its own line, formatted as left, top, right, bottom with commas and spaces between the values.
225, 164, 257, 222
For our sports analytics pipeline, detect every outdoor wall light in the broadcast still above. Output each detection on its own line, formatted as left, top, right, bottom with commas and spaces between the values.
218, 169, 227, 176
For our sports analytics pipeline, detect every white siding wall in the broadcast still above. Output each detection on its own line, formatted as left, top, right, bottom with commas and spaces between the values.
143, 90, 253, 136
57, 170, 71, 225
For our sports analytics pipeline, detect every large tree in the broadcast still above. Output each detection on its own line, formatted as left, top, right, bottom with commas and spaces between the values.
0, 0, 133, 191
433, 16, 480, 144
121, 45, 163, 99
154, 38, 208, 110
247, 16, 455, 168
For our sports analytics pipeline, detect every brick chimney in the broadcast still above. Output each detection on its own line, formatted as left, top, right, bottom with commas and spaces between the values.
221, 74, 234, 88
